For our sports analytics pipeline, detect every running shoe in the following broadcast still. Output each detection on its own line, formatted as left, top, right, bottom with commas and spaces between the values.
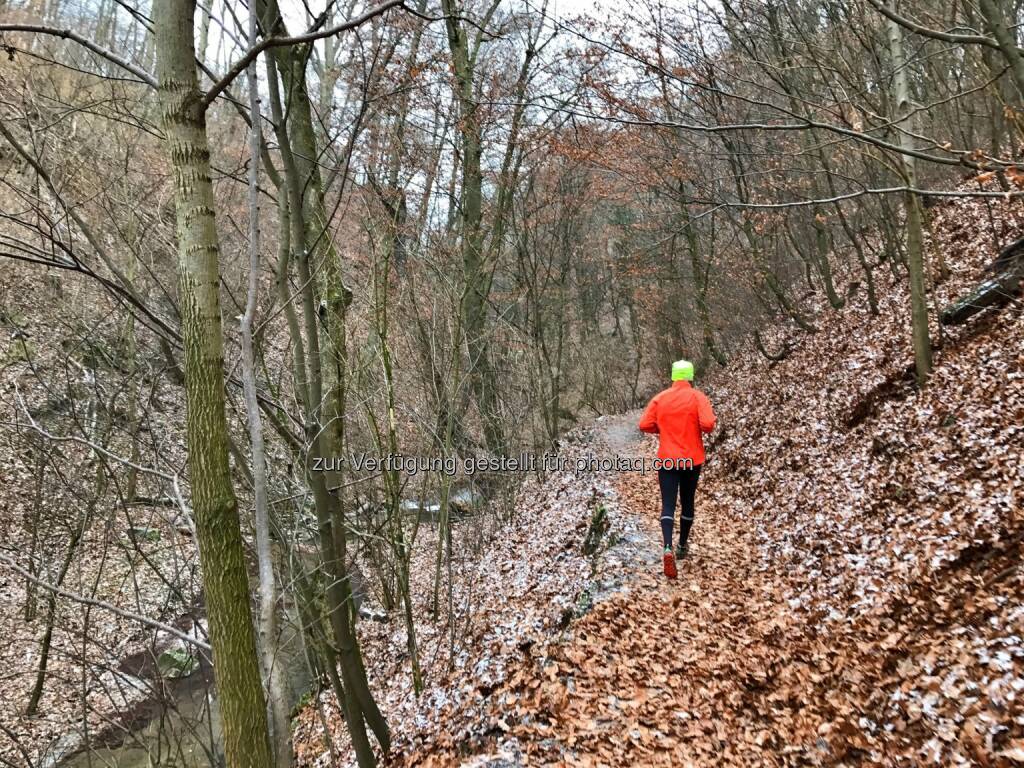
663, 548, 677, 579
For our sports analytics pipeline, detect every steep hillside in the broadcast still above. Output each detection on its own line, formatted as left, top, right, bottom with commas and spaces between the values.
701, 194, 1024, 764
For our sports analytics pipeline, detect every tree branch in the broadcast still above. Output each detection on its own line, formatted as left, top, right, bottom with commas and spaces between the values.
202, 0, 407, 109
533, 100, 1012, 171
0, 24, 158, 86
862, 0, 1013, 52
0, 553, 211, 652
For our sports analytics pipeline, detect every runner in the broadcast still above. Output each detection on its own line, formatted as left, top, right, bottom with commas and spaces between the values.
638, 359, 717, 578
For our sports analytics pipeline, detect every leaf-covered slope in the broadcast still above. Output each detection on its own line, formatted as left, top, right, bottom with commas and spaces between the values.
694, 195, 1024, 765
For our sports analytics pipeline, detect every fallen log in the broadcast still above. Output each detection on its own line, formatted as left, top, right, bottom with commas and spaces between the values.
940, 237, 1024, 325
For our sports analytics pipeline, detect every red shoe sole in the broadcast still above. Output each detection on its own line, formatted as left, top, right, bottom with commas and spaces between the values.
663, 552, 678, 579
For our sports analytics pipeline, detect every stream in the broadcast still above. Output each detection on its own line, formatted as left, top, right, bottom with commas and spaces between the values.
57, 611, 311, 768
53, 491, 483, 767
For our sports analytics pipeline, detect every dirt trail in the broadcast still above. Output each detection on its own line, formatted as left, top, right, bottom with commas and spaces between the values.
467, 415, 808, 767
391, 414, 887, 767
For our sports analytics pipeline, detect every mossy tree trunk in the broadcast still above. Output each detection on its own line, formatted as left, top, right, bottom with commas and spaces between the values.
153, 0, 273, 764
255, 1, 391, 762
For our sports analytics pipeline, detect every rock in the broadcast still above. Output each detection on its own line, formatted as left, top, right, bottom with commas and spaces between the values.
399, 486, 484, 524
461, 742, 525, 767
357, 605, 389, 623
170, 514, 195, 537
400, 498, 442, 522
157, 646, 199, 679
39, 730, 83, 768
348, 561, 368, 614
154, 618, 206, 679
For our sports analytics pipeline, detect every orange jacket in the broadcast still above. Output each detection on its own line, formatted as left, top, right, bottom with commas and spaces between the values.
638, 380, 717, 464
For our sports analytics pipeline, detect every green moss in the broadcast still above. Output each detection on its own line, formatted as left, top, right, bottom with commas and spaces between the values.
157, 647, 199, 679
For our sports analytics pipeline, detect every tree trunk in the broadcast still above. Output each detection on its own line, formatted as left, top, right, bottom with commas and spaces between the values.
241, 9, 292, 764
25, 524, 82, 715
678, 188, 726, 365
978, 0, 1024, 106
886, 7, 933, 385
442, 0, 505, 456
258, 2, 390, 759
153, 1, 274, 765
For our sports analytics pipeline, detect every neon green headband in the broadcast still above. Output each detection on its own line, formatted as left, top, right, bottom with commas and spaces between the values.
671, 359, 694, 381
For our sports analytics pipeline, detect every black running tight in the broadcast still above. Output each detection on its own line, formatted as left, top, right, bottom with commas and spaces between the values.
658, 464, 703, 549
